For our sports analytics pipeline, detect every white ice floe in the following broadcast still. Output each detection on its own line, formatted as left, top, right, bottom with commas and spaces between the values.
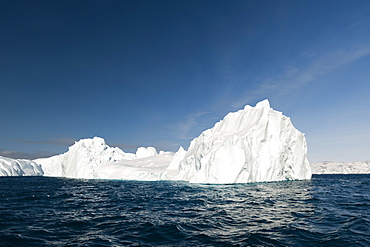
0, 156, 44, 176
34, 100, 312, 183
311, 161, 370, 174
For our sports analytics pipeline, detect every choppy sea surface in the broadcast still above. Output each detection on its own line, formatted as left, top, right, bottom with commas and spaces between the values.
0, 174, 369, 246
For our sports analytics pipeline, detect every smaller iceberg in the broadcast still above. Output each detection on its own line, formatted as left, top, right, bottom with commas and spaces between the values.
35, 137, 135, 179
35, 137, 173, 180
0, 156, 44, 176
311, 161, 370, 174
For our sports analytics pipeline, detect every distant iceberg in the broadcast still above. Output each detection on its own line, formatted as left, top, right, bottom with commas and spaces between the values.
311, 161, 370, 174
33, 99, 312, 183
0, 156, 44, 176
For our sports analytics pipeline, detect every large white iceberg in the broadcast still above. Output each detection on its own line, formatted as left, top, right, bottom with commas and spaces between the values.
0, 156, 44, 176
34, 99, 311, 183
171, 99, 311, 183
311, 161, 370, 174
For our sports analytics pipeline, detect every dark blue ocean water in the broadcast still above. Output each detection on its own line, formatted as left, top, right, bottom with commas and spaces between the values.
0, 175, 369, 247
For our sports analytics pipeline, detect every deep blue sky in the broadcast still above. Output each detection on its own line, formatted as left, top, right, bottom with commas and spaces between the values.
1, 0, 370, 162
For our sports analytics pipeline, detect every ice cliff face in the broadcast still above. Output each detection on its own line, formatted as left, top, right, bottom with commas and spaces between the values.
35, 137, 135, 179
0, 156, 44, 176
174, 100, 311, 183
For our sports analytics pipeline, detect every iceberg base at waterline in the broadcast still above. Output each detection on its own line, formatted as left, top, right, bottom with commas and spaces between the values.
32, 99, 312, 184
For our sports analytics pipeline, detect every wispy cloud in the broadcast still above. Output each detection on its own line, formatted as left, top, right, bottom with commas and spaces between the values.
0, 150, 57, 160
170, 111, 208, 140
152, 140, 183, 152
4, 137, 78, 159
160, 43, 370, 152
17, 137, 77, 146
231, 43, 370, 108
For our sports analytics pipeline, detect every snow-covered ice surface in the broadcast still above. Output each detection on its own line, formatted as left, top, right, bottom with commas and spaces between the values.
311, 161, 370, 174
0, 156, 44, 176
34, 100, 311, 183
98, 153, 174, 181
173, 99, 311, 183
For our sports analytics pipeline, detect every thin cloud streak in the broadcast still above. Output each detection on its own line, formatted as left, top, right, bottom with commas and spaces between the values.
170, 111, 208, 141
17, 137, 77, 146
231, 43, 370, 109
0, 150, 57, 160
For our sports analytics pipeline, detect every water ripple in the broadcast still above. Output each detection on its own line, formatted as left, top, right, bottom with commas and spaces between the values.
0, 175, 369, 246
